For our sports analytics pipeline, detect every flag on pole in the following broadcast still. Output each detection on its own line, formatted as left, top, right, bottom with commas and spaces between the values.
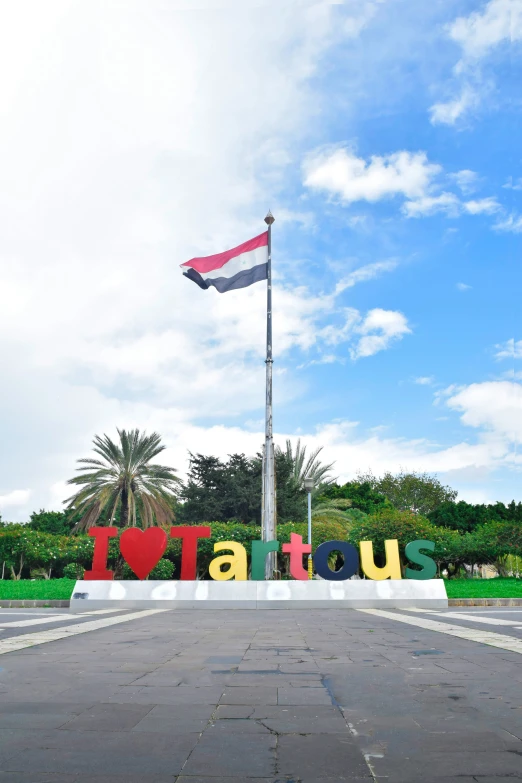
181, 231, 268, 293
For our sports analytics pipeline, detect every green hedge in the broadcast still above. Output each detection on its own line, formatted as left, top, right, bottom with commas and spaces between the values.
1, 514, 521, 581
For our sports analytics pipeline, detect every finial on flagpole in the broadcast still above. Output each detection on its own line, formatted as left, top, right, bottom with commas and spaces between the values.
264, 210, 275, 225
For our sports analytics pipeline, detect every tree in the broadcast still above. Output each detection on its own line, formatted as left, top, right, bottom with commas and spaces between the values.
28, 510, 76, 536
346, 507, 437, 563
65, 429, 180, 530
357, 470, 457, 515
316, 481, 389, 515
179, 453, 262, 524
428, 500, 522, 533
276, 439, 335, 492
178, 449, 312, 525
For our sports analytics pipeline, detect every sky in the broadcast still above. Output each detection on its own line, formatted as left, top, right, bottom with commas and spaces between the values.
0, 0, 521, 521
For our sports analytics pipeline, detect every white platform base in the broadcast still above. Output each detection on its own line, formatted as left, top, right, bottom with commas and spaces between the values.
70, 579, 448, 611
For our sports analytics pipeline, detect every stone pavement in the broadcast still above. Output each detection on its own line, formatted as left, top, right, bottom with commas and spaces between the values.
0, 607, 521, 782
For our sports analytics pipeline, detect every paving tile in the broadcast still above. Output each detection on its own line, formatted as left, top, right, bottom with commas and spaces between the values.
277, 687, 332, 706
0, 714, 73, 730
0, 774, 77, 783
131, 703, 216, 734
3, 742, 195, 776
277, 734, 369, 779
219, 687, 278, 706
251, 705, 348, 734
214, 705, 254, 719
208, 719, 271, 734
58, 703, 153, 731
176, 778, 274, 783
181, 731, 276, 778
370, 751, 522, 780
0, 703, 89, 715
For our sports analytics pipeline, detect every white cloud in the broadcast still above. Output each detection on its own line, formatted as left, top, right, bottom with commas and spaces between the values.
430, 0, 522, 124
449, 0, 522, 60
503, 176, 522, 190
403, 192, 461, 218
0, 489, 31, 510
451, 169, 478, 194
415, 376, 434, 385
494, 213, 522, 232
456, 282, 472, 291
0, 0, 409, 520
463, 197, 501, 214
429, 86, 479, 126
335, 259, 398, 294
303, 148, 440, 203
304, 146, 502, 222
446, 380, 522, 442
351, 308, 411, 359
495, 338, 522, 360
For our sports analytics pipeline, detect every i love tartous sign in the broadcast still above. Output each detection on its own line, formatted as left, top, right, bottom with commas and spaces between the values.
84, 526, 437, 582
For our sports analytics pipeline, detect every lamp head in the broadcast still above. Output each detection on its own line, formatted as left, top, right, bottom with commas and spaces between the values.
303, 476, 315, 492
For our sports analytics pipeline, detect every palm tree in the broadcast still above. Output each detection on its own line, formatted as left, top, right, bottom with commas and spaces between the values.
65, 429, 180, 531
311, 498, 367, 526
277, 438, 335, 491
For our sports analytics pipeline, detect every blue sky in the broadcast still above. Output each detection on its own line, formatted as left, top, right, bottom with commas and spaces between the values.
0, 0, 520, 519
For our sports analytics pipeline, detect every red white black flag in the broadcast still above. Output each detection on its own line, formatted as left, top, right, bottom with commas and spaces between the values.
181, 231, 268, 293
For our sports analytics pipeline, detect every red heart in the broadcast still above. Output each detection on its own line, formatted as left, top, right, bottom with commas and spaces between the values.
120, 528, 168, 580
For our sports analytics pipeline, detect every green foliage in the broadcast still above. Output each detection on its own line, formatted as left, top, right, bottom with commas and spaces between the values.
346, 507, 436, 560
149, 558, 175, 580
0, 515, 519, 583
28, 510, 76, 536
275, 438, 335, 490
121, 558, 175, 580
316, 481, 389, 515
0, 527, 94, 579
179, 453, 261, 524
428, 500, 522, 533
178, 447, 315, 525
358, 470, 457, 515
63, 562, 85, 579
66, 428, 180, 531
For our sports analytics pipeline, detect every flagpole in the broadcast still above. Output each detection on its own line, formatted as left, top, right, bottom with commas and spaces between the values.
263, 210, 276, 578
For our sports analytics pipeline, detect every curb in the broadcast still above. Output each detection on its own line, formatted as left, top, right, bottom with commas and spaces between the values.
0, 600, 70, 608
448, 598, 522, 606
1, 598, 521, 609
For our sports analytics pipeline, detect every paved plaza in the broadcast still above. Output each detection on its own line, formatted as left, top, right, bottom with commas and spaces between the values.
0, 606, 521, 782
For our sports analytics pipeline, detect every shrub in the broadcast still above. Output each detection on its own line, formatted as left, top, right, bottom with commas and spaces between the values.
121, 558, 174, 580
346, 507, 437, 561
149, 558, 175, 580
63, 562, 85, 580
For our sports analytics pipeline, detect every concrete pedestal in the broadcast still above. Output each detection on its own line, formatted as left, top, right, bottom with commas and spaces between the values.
70, 578, 448, 611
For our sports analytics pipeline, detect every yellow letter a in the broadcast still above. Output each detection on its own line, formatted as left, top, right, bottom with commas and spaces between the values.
209, 541, 248, 581
360, 539, 401, 580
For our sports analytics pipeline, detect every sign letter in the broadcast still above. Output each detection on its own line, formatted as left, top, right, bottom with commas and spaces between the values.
251, 540, 280, 580
84, 527, 118, 581
282, 533, 311, 580
360, 539, 402, 580
209, 542, 247, 581
405, 540, 437, 580
170, 526, 211, 580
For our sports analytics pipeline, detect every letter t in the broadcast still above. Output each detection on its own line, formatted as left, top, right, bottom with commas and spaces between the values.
171, 526, 211, 580
282, 533, 311, 580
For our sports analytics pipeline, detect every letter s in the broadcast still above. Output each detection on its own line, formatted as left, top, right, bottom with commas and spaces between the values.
405, 540, 437, 580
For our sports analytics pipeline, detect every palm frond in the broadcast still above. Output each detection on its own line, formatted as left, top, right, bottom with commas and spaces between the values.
65, 428, 179, 531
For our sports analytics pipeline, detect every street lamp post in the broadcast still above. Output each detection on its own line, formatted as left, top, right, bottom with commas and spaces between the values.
304, 475, 314, 580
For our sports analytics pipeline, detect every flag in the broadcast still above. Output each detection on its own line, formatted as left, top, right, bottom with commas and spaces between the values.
181, 231, 268, 293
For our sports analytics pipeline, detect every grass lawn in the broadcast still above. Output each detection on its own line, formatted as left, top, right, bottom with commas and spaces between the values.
0, 579, 76, 600
444, 577, 522, 598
